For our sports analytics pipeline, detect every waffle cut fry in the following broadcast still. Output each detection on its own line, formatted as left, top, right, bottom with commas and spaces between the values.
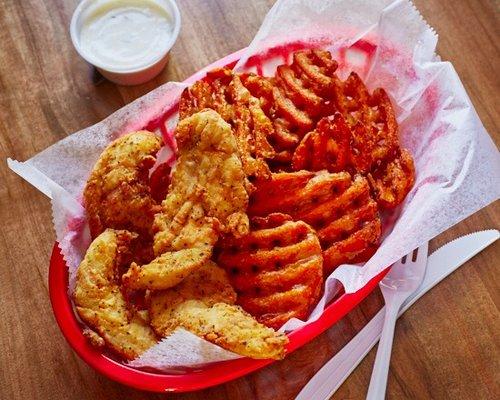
179, 68, 275, 178
241, 50, 340, 165
240, 49, 415, 208
217, 213, 323, 329
178, 68, 234, 122
334, 72, 416, 210
249, 172, 381, 275
292, 113, 351, 172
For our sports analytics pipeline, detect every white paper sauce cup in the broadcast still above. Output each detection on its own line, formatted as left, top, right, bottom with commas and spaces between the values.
70, 0, 181, 86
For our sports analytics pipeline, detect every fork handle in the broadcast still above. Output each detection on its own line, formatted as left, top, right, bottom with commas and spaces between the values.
366, 302, 399, 400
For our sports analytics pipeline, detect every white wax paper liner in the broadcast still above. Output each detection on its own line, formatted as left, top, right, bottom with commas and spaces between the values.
127, 328, 241, 370
7, 0, 500, 369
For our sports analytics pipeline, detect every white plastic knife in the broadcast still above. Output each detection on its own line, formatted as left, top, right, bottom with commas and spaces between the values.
296, 229, 499, 400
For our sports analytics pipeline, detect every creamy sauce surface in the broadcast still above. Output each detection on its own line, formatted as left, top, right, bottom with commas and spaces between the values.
79, 0, 174, 71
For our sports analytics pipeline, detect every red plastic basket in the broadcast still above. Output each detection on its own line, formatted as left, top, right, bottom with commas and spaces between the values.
48, 47, 390, 392
49, 245, 388, 392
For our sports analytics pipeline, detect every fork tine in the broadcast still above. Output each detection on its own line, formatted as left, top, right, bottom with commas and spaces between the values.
416, 242, 429, 262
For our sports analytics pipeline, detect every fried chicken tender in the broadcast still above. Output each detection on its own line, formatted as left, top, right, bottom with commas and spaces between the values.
123, 110, 250, 290
149, 261, 287, 359
122, 247, 213, 290
74, 229, 157, 360
149, 261, 237, 330
83, 131, 163, 240
165, 300, 287, 359
163, 109, 250, 239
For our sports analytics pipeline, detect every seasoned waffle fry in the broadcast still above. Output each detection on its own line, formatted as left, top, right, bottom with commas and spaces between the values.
279, 51, 413, 207
368, 148, 415, 209
292, 113, 351, 172
336, 75, 400, 173
249, 172, 381, 275
330, 72, 414, 208
228, 74, 274, 177
217, 213, 323, 329
238, 50, 340, 169
179, 68, 274, 178
178, 68, 234, 121
240, 49, 414, 208
239, 73, 275, 115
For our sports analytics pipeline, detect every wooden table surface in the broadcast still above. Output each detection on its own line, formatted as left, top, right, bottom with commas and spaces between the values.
0, 1, 498, 399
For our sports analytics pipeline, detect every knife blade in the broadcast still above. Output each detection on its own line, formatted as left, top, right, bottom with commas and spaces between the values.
295, 229, 499, 400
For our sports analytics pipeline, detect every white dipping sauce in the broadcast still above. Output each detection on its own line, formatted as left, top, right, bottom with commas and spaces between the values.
79, 0, 174, 72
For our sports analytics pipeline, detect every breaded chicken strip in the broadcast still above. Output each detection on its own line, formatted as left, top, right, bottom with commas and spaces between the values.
147, 258, 287, 359
149, 260, 237, 326
122, 246, 213, 290
164, 300, 287, 360
74, 229, 157, 360
83, 131, 163, 240
156, 108, 251, 250
123, 110, 250, 290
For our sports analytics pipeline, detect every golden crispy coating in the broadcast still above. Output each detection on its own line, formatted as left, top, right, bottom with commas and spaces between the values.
123, 246, 213, 290
152, 187, 220, 255
161, 109, 250, 240
83, 131, 162, 239
179, 68, 275, 178
123, 110, 250, 290
249, 171, 381, 275
149, 261, 236, 333
164, 300, 288, 359
148, 258, 286, 359
292, 113, 351, 172
73, 229, 157, 360
217, 213, 323, 329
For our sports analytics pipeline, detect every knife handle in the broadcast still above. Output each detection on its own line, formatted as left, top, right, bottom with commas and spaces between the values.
295, 306, 386, 400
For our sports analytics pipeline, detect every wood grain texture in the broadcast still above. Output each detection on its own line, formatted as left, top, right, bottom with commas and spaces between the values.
0, 0, 498, 399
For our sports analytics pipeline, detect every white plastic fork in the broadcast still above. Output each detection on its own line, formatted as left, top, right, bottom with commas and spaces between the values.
366, 243, 429, 400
